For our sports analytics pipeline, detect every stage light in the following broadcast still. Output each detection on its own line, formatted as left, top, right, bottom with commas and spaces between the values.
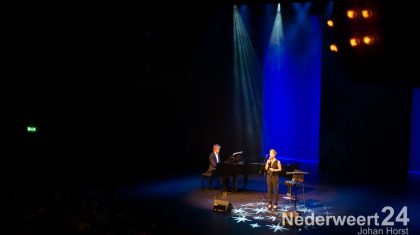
268, 2, 285, 70
326, 20, 334, 27
349, 37, 360, 47
27, 126, 37, 133
329, 43, 338, 52
362, 35, 375, 45
213, 198, 232, 214
361, 9, 373, 19
264, 2, 321, 167
233, 5, 262, 159
346, 9, 357, 19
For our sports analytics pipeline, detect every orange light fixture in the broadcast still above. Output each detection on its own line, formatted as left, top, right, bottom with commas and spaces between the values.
347, 9, 357, 19
327, 20, 334, 27
329, 44, 338, 52
349, 37, 360, 47
363, 35, 375, 45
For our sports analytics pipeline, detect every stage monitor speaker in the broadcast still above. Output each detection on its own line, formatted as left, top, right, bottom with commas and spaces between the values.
213, 198, 232, 214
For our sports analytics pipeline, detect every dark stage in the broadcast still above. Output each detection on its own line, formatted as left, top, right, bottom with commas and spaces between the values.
5, 0, 420, 234
129, 173, 420, 235
10, 172, 420, 234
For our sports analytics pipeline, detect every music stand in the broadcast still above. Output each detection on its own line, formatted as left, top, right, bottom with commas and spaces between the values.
227, 151, 243, 164
284, 170, 309, 212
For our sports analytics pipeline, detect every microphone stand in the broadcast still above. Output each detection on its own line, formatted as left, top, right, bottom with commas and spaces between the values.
258, 155, 268, 175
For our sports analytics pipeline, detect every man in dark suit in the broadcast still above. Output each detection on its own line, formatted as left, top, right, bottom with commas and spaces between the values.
207, 144, 221, 174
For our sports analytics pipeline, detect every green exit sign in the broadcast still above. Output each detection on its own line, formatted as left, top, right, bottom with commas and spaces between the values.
27, 126, 37, 133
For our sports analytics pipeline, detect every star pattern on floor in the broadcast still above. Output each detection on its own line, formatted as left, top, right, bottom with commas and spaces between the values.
253, 207, 268, 214
267, 223, 289, 232
232, 216, 251, 223
250, 223, 261, 228
229, 200, 334, 232
266, 215, 277, 221
233, 208, 245, 214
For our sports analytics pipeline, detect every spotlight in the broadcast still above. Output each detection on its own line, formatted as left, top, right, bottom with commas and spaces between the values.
347, 9, 357, 19
362, 35, 375, 45
329, 43, 338, 52
361, 9, 373, 19
349, 37, 360, 47
326, 20, 334, 27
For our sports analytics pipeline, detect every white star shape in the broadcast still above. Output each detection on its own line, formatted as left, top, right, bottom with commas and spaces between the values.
233, 208, 245, 214
266, 215, 277, 221
250, 223, 260, 228
242, 202, 255, 207
235, 210, 250, 217
232, 216, 251, 223
253, 207, 268, 214
253, 215, 264, 220
267, 223, 289, 232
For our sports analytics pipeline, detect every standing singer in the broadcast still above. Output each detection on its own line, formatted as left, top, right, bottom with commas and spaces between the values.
265, 149, 282, 210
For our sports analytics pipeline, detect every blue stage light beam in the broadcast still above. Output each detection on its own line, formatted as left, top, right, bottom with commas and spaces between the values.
233, 5, 263, 160
263, 3, 322, 168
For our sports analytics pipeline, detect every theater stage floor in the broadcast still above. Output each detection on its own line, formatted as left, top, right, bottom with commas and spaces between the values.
118, 173, 420, 235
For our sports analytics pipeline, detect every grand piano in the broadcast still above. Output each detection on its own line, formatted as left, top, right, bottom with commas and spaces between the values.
212, 153, 299, 192
212, 152, 243, 192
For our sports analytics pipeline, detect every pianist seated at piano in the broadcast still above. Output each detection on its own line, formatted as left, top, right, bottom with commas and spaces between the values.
206, 144, 222, 174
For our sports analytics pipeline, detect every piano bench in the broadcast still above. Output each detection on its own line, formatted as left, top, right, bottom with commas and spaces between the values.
201, 172, 219, 189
